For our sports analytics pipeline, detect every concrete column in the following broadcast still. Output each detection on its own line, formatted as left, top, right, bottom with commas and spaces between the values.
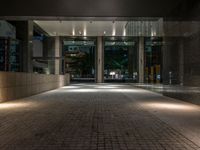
128, 47, 134, 78
55, 36, 61, 75
179, 38, 184, 85
13, 21, 33, 72
27, 21, 34, 73
96, 36, 104, 83
138, 37, 144, 83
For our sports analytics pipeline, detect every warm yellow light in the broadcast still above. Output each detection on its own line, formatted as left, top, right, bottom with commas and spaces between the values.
142, 102, 198, 111
83, 29, 87, 36
96, 86, 118, 89
72, 28, 75, 36
61, 88, 144, 93
0, 102, 36, 110
66, 89, 99, 93
123, 29, 126, 36
112, 29, 116, 36
62, 86, 79, 89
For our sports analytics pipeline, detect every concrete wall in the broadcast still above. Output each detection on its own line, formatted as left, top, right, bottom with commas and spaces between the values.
0, 72, 70, 102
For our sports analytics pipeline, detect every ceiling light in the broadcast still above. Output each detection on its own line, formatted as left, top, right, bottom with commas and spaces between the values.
79, 31, 82, 35
72, 29, 75, 36
104, 31, 106, 35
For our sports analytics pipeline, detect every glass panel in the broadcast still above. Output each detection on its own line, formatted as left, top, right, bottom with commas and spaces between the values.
104, 37, 138, 82
105, 41, 135, 46
63, 41, 95, 46
144, 37, 162, 83
63, 38, 96, 82
0, 38, 21, 72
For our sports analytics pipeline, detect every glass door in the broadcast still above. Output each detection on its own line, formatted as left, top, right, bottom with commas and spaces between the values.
104, 37, 138, 83
63, 37, 96, 82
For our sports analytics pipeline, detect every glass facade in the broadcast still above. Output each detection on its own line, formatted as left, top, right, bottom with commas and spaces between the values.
0, 38, 21, 72
144, 37, 162, 83
63, 38, 96, 82
0, 17, 198, 88
104, 37, 138, 82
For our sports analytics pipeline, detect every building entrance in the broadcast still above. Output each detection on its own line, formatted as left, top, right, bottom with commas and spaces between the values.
104, 37, 138, 83
63, 37, 96, 82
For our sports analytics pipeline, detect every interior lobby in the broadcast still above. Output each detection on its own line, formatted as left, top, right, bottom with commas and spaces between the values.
0, 0, 199, 149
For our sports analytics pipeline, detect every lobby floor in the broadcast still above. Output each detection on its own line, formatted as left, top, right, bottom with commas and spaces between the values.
0, 84, 199, 150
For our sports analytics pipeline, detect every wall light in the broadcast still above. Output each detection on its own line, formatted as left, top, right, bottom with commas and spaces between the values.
83, 29, 87, 36
72, 28, 75, 36
112, 29, 116, 36
123, 29, 126, 36
112, 22, 116, 36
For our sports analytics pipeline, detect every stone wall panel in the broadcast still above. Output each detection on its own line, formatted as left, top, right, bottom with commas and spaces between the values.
0, 72, 70, 102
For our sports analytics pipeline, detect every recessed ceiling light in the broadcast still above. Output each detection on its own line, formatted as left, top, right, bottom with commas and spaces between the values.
104, 31, 106, 35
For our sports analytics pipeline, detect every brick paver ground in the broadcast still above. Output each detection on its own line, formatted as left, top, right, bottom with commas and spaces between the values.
0, 84, 199, 150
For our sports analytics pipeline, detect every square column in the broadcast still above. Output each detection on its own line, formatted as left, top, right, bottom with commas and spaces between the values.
139, 37, 144, 83
178, 38, 184, 85
26, 21, 34, 73
13, 21, 33, 72
96, 36, 104, 83
55, 36, 61, 75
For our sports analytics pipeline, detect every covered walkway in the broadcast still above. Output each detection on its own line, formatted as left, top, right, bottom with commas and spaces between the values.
0, 84, 199, 150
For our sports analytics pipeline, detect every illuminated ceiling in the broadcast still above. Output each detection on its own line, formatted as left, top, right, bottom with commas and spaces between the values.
34, 21, 127, 36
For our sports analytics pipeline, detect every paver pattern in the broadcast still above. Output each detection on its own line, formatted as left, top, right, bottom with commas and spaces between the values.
0, 84, 199, 150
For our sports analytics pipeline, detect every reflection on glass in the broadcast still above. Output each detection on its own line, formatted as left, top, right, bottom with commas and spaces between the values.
144, 37, 162, 83
104, 37, 138, 82
63, 39, 96, 82
0, 38, 21, 72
